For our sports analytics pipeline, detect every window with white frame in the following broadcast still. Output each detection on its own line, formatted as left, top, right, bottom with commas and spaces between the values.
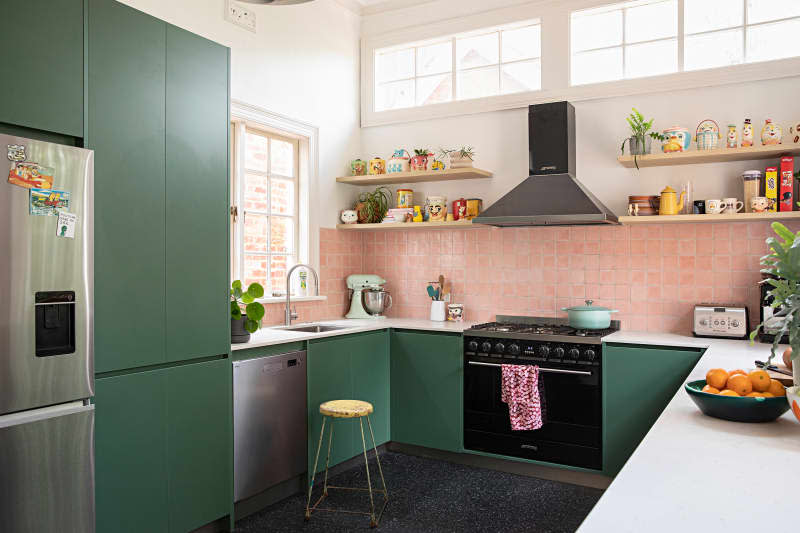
374, 20, 541, 112
231, 124, 300, 296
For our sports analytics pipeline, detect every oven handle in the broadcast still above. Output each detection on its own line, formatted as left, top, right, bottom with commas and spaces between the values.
467, 361, 592, 376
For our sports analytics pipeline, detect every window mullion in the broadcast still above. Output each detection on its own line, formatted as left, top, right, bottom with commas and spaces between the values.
451, 36, 457, 100
677, 0, 685, 72
621, 7, 627, 78
497, 30, 503, 93
742, 0, 747, 61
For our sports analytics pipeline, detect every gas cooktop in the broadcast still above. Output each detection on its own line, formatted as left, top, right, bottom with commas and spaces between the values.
464, 316, 619, 345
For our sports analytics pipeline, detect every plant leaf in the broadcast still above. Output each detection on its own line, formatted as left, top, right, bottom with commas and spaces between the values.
232, 280, 242, 290
247, 282, 265, 299
241, 293, 254, 304
231, 301, 242, 320
233, 286, 243, 299
245, 302, 265, 322
245, 318, 259, 333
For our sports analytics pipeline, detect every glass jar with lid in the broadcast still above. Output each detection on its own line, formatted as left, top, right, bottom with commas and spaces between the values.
742, 170, 762, 213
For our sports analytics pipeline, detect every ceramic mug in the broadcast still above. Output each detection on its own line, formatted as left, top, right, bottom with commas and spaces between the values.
693, 200, 706, 214
705, 199, 727, 214
723, 197, 744, 214
751, 196, 774, 213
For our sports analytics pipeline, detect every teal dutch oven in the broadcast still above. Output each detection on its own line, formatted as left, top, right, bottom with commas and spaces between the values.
562, 300, 618, 329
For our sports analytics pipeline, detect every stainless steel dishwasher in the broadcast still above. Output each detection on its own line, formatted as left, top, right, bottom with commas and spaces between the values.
233, 350, 307, 502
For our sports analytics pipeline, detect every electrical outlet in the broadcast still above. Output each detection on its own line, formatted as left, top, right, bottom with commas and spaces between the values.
225, 0, 256, 32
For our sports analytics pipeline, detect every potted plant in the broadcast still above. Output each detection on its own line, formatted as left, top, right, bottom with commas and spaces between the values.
410, 148, 431, 171
231, 280, 266, 344
620, 108, 665, 170
354, 186, 391, 223
440, 146, 475, 169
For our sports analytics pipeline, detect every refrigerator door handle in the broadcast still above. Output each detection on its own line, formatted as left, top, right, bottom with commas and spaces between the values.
0, 401, 93, 429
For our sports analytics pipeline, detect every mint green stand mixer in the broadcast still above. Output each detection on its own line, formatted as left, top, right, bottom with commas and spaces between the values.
346, 274, 389, 319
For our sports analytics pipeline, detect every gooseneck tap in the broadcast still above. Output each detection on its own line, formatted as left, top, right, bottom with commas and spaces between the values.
285, 264, 319, 326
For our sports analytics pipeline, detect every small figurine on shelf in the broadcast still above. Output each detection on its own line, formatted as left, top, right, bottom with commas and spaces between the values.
387, 149, 410, 173
431, 159, 445, 171
726, 124, 738, 148
412, 205, 423, 222
447, 303, 464, 322
369, 157, 386, 175
761, 119, 782, 145
410, 149, 431, 171
350, 159, 367, 176
427, 196, 447, 222
340, 209, 358, 224
789, 121, 800, 144
694, 119, 720, 150
742, 119, 754, 147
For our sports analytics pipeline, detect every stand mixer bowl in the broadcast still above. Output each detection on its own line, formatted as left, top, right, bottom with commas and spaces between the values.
362, 289, 392, 316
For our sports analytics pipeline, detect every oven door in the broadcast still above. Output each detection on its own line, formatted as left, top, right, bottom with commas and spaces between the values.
464, 357, 602, 469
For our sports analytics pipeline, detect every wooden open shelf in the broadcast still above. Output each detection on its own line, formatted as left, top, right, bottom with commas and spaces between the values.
336, 220, 481, 230
618, 144, 800, 168
335, 167, 492, 185
618, 212, 800, 224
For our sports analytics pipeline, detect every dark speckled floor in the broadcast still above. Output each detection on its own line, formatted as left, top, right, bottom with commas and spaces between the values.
235, 452, 603, 532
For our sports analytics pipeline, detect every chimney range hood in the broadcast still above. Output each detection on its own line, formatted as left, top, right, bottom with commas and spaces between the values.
473, 101, 618, 227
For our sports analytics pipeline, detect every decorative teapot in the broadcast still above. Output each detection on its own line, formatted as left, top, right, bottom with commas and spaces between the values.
387, 149, 410, 173
658, 186, 685, 216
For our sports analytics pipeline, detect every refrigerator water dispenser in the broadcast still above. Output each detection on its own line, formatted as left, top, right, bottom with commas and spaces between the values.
35, 291, 76, 356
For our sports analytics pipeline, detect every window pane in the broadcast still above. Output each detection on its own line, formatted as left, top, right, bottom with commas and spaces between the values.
625, 0, 676, 44
245, 132, 268, 172
243, 213, 268, 254
375, 48, 414, 82
571, 47, 623, 85
571, 8, 622, 52
747, 18, 800, 63
685, 0, 742, 34
244, 173, 269, 211
747, 0, 800, 25
416, 74, 452, 105
375, 79, 414, 111
270, 217, 294, 254
457, 32, 499, 69
685, 28, 743, 70
270, 255, 296, 295
243, 254, 268, 290
270, 178, 295, 216
501, 25, 541, 62
501, 59, 540, 94
270, 139, 294, 177
457, 66, 500, 100
625, 39, 677, 78
417, 41, 452, 76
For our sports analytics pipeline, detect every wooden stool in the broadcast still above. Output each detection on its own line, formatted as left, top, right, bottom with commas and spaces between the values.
304, 400, 388, 528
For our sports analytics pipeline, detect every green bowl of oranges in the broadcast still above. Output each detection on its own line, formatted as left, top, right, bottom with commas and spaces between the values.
685, 368, 789, 423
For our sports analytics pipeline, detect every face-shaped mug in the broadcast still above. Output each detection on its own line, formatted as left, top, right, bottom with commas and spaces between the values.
750, 196, 774, 213
705, 199, 727, 214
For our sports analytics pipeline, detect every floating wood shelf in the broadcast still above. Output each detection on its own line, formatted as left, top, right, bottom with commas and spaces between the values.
618, 212, 800, 224
336, 220, 481, 230
335, 167, 492, 185
618, 144, 800, 168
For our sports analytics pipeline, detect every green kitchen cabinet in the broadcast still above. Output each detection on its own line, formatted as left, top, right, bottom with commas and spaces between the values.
88, 0, 167, 372
390, 330, 463, 452
307, 331, 390, 474
602, 343, 703, 476
165, 24, 230, 362
0, 0, 84, 137
95, 360, 231, 533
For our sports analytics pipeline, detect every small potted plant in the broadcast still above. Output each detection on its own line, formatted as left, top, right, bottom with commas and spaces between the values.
231, 280, 266, 344
354, 186, 391, 223
620, 108, 665, 169
440, 146, 475, 169
410, 148, 431, 171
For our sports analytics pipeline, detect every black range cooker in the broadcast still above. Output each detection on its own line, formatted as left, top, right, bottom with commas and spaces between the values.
463, 316, 619, 470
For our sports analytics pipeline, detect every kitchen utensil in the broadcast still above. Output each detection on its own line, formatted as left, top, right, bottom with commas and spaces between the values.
438, 275, 445, 296
427, 285, 437, 300
705, 199, 727, 214
693, 305, 748, 339
361, 288, 393, 316
345, 274, 388, 319
685, 380, 790, 423
754, 360, 793, 377
788, 387, 800, 423
561, 300, 618, 329
430, 301, 446, 322
723, 197, 744, 214
658, 186, 686, 215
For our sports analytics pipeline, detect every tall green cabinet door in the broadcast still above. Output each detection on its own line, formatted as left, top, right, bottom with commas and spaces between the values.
390, 330, 463, 452
602, 343, 703, 476
0, 0, 83, 137
165, 25, 230, 361
95, 370, 169, 533
88, 0, 167, 372
165, 359, 231, 532
351, 330, 391, 448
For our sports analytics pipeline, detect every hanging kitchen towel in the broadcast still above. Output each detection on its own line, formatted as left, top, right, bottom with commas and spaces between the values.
501, 364, 543, 431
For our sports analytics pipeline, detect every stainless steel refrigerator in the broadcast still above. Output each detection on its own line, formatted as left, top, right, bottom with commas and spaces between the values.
0, 134, 95, 533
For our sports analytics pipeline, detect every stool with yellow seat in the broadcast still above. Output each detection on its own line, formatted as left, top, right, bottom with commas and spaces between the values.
304, 399, 389, 528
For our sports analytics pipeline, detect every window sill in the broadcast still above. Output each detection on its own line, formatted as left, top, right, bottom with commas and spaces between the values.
258, 295, 328, 305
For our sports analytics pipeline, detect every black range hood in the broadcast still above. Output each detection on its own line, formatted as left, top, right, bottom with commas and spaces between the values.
473, 101, 618, 227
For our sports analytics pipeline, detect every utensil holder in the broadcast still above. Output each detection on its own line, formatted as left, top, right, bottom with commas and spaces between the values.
430, 301, 446, 322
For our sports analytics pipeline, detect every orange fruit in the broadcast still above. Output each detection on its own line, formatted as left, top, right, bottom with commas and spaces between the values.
729, 369, 746, 377
726, 374, 753, 396
768, 379, 786, 397
706, 369, 729, 389
719, 389, 740, 396
748, 369, 771, 392
784, 347, 793, 370
702, 385, 720, 394
761, 392, 774, 398
746, 392, 764, 397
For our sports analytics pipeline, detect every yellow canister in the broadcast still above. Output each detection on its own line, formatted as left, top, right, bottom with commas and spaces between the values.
466, 198, 482, 219
369, 157, 386, 175
397, 189, 413, 208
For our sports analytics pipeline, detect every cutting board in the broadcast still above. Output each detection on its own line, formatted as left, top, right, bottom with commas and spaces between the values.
765, 365, 794, 386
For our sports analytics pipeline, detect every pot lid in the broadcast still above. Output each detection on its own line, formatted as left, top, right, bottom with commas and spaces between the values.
563, 300, 614, 312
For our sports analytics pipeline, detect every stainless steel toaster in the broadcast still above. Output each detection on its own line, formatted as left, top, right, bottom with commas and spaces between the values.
693, 305, 749, 339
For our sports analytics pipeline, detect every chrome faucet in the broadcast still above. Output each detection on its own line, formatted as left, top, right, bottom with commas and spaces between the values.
285, 264, 320, 326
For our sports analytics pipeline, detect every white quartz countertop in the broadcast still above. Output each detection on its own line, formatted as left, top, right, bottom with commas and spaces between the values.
579, 334, 799, 532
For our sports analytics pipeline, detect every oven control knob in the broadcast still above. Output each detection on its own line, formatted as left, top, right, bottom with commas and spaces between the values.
493, 342, 505, 354
481, 341, 492, 353
583, 349, 596, 362
731, 319, 740, 328
568, 348, 580, 359
553, 346, 565, 358
508, 343, 520, 356
467, 340, 479, 352
537, 345, 550, 357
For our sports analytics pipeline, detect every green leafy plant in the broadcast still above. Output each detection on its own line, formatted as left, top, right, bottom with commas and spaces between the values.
413, 148, 431, 156
439, 146, 475, 161
750, 221, 800, 381
231, 280, 266, 334
621, 108, 666, 169
355, 186, 391, 223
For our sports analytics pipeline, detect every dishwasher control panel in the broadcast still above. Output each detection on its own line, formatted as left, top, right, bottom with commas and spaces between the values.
693, 305, 748, 339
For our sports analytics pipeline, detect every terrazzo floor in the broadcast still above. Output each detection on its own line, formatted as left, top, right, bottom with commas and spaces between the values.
235, 452, 603, 532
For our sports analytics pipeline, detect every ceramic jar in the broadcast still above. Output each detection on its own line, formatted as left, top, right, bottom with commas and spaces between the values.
350, 159, 367, 176
396, 189, 413, 208
761, 119, 782, 145
410, 152, 431, 171
726, 124, 738, 148
465, 198, 482, 220
387, 149, 410, 173
695, 119, 720, 150
369, 157, 386, 175
742, 119, 754, 147
340, 209, 358, 224
427, 196, 447, 222
661, 127, 691, 153
452, 198, 467, 220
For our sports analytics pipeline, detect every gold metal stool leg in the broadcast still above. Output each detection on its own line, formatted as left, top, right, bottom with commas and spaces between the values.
305, 415, 327, 520
322, 419, 335, 496
366, 415, 389, 526
358, 417, 377, 528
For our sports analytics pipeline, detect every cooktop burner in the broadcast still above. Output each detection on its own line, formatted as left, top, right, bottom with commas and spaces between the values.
465, 316, 620, 344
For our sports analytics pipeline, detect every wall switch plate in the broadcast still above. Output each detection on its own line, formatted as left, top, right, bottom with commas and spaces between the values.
225, 0, 256, 33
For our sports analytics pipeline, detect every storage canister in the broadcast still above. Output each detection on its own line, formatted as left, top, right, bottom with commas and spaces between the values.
742, 170, 761, 213
397, 189, 413, 208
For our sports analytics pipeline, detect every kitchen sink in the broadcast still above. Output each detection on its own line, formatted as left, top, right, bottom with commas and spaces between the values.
279, 324, 351, 333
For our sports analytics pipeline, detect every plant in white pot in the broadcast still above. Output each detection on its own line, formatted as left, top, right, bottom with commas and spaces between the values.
439, 146, 474, 169
620, 108, 665, 170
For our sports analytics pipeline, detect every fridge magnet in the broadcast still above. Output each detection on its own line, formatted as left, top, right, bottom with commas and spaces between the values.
56, 212, 77, 238
7, 144, 26, 162
29, 188, 70, 216
8, 162, 54, 189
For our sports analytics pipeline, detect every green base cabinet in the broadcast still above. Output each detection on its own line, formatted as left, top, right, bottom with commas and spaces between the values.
602, 343, 703, 476
307, 331, 390, 475
390, 330, 463, 453
95, 360, 231, 533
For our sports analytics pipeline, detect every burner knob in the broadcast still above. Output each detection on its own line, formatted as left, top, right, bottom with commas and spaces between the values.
481, 341, 492, 353
508, 343, 520, 356
493, 342, 505, 354
583, 349, 596, 362
537, 345, 550, 357
568, 348, 580, 359
553, 346, 565, 358
467, 340, 479, 352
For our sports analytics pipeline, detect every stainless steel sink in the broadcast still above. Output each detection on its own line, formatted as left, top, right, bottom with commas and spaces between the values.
279, 324, 351, 333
